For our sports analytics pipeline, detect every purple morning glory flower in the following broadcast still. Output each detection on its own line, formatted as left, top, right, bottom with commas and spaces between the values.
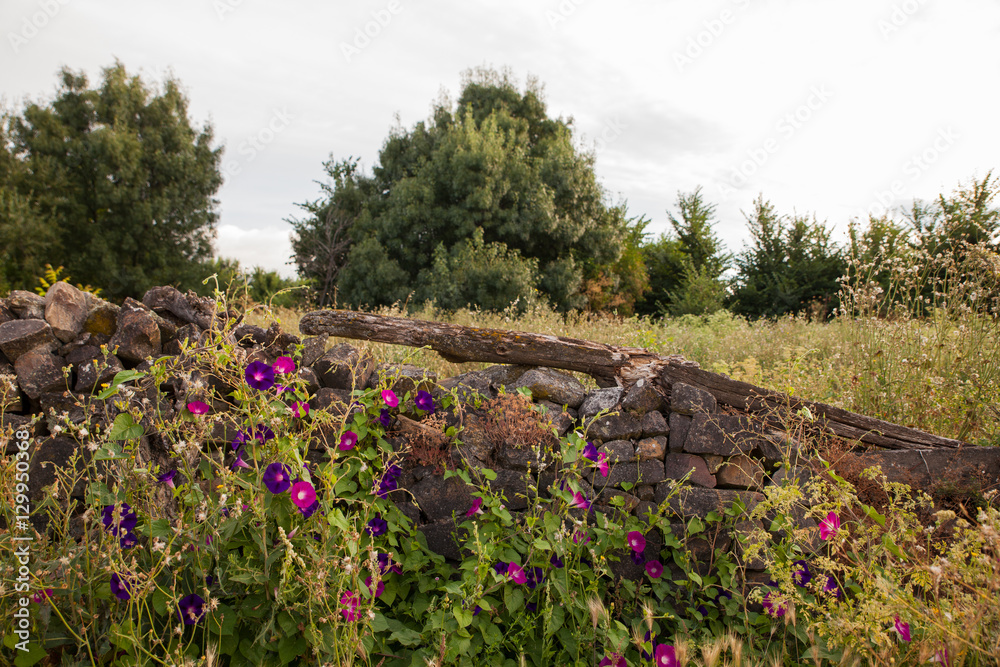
367, 515, 388, 537
245, 361, 275, 391
793, 559, 812, 587
231, 447, 251, 471
374, 475, 397, 499
231, 430, 248, 451
582, 442, 599, 462
158, 470, 178, 488
110, 572, 132, 601
526, 567, 544, 590
414, 390, 435, 414
378, 409, 392, 429
473, 605, 482, 617
385, 464, 402, 480
492, 561, 509, 575
823, 575, 842, 599
525, 602, 537, 613
696, 604, 709, 618
254, 424, 275, 443
550, 554, 564, 569
119, 531, 138, 550
262, 462, 293, 494
630, 551, 645, 565
177, 594, 206, 625
377, 552, 391, 573
300, 499, 320, 518
102, 503, 137, 536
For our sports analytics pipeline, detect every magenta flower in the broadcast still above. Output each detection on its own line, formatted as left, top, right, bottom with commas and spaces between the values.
178, 594, 205, 625
290, 481, 317, 509
158, 469, 178, 489
931, 646, 950, 665
273, 356, 296, 374
599, 654, 626, 667
627, 531, 646, 553
381, 389, 399, 408
340, 590, 360, 622
291, 401, 309, 418
654, 644, 679, 667
570, 491, 591, 510
762, 591, 787, 618
110, 573, 132, 601
573, 529, 590, 545
31, 588, 54, 604
597, 452, 610, 477
645, 559, 663, 579
819, 510, 840, 540
338, 431, 358, 451
364, 576, 385, 598
508, 562, 527, 585
245, 361, 275, 391
894, 616, 911, 642
262, 462, 293, 494
414, 389, 435, 413
367, 516, 388, 537
187, 400, 211, 415
466, 497, 484, 517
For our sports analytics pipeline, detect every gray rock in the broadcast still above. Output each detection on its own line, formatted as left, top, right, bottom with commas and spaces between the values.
64, 345, 101, 367
234, 324, 268, 347
668, 413, 691, 452
368, 363, 437, 396
635, 484, 655, 502
654, 486, 764, 519
535, 401, 574, 436
164, 324, 203, 355
28, 437, 85, 502
142, 285, 215, 329
600, 439, 636, 463
586, 413, 642, 442
486, 469, 531, 511
578, 387, 623, 419
44, 282, 87, 343
716, 455, 766, 490
0, 319, 59, 362
314, 343, 374, 390
297, 366, 321, 396
410, 474, 475, 522
39, 390, 89, 426
495, 442, 555, 470
621, 379, 664, 414
84, 300, 119, 337
0, 301, 15, 325
109, 301, 162, 364
636, 436, 667, 461
7, 291, 46, 320
300, 335, 327, 367
14, 349, 66, 399
663, 453, 716, 488
640, 410, 669, 437
479, 364, 533, 391
703, 454, 725, 474
308, 387, 351, 413
512, 367, 586, 409
440, 371, 492, 404
855, 446, 1000, 495
671, 382, 717, 414
74, 354, 124, 394
683, 413, 767, 457
591, 460, 666, 489
417, 519, 468, 562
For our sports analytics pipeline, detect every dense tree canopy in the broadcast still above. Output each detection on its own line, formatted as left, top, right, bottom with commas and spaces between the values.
3, 61, 222, 299
290, 68, 644, 313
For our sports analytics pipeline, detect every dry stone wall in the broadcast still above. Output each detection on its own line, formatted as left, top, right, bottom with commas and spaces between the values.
3, 282, 1000, 584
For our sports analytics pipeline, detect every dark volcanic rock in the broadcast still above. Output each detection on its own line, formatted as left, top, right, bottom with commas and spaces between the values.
314, 343, 374, 390
410, 474, 475, 522
14, 349, 66, 399
512, 367, 586, 409
0, 319, 59, 362
7, 291, 45, 320
683, 413, 767, 457
578, 387, 622, 419
640, 410, 669, 437
586, 413, 642, 442
663, 453, 716, 488
109, 301, 162, 364
44, 282, 88, 343
670, 382, 717, 415
621, 379, 664, 414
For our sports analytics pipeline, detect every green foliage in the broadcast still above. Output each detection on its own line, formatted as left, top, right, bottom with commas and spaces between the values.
294, 67, 637, 313
6, 61, 222, 300
728, 196, 846, 319
636, 187, 729, 317
33, 263, 101, 297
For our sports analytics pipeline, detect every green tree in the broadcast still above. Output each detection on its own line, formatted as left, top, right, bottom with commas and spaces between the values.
7, 61, 222, 299
728, 196, 846, 319
907, 171, 999, 255
294, 67, 637, 312
288, 157, 373, 308
635, 187, 730, 317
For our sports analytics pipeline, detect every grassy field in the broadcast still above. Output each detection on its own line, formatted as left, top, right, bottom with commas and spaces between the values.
249, 300, 1000, 447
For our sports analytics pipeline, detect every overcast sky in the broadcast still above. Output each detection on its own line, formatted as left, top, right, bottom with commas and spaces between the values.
3, 0, 999, 278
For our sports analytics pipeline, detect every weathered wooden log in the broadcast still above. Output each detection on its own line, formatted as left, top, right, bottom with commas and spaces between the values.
299, 309, 689, 387
299, 309, 964, 450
